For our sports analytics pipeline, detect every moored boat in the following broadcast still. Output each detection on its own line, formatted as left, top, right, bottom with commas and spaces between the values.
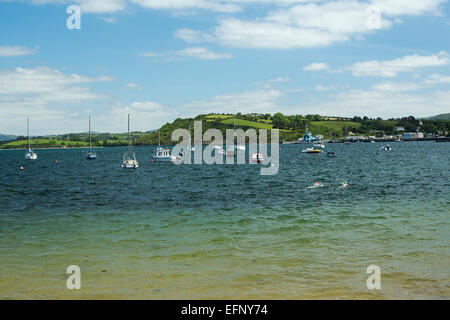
25, 117, 37, 160
122, 114, 138, 169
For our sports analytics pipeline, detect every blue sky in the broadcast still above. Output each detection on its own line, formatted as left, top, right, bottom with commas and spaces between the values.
1, 0, 449, 135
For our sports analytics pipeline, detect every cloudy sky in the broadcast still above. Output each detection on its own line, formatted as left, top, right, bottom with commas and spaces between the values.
0, 0, 449, 135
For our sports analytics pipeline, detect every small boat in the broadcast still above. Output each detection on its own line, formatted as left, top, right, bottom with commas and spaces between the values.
380, 145, 392, 151
345, 141, 351, 145
314, 143, 325, 149
154, 147, 178, 162
25, 117, 37, 160
326, 151, 336, 157
249, 153, 264, 163
301, 147, 323, 154
226, 145, 236, 157
154, 131, 178, 162
86, 115, 96, 160
122, 114, 138, 169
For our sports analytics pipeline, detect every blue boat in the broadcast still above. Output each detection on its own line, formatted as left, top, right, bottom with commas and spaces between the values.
299, 124, 319, 143
86, 115, 97, 160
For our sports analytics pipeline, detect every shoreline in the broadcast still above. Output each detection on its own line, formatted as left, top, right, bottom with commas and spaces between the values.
1, 138, 448, 151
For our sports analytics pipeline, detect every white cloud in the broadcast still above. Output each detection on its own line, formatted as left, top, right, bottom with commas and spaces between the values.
371, 0, 446, 16
0, 67, 112, 95
315, 85, 330, 91
105, 101, 177, 132
125, 82, 142, 89
0, 67, 112, 134
424, 73, 450, 84
372, 82, 422, 91
175, 0, 447, 49
299, 88, 450, 119
77, 0, 127, 13
131, 0, 241, 13
0, 45, 38, 57
268, 76, 290, 82
183, 89, 284, 114
350, 51, 449, 77
303, 62, 330, 71
140, 47, 233, 61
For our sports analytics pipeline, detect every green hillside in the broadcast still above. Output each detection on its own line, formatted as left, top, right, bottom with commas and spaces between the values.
221, 118, 274, 129
426, 113, 450, 120
2, 139, 89, 149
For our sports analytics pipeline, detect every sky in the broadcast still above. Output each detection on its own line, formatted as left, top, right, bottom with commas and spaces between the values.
0, 0, 449, 135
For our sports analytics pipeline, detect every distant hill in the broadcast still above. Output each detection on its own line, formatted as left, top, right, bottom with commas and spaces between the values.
0, 134, 17, 141
426, 113, 450, 120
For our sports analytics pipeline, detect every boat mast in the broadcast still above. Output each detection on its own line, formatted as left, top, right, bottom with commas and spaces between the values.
128, 113, 131, 153
27, 116, 30, 149
89, 115, 92, 151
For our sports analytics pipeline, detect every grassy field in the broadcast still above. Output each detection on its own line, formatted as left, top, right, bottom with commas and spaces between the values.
2, 139, 89, 149
310, 121, 362, 130
221, 118, 274, 129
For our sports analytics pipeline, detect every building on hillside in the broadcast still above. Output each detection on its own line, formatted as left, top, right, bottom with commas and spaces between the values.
403, 132, 424, 139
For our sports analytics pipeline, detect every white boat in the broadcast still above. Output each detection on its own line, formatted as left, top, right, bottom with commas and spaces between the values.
122, 114, 138, 169
301, 147, 323, 154
249, 153, 265, 163
25, 117, 37, 160
153, 131, 178, 162
313, 143, 325, 149
86, 115, 97, 160
226, 145, 236, 157
154, 147, 178, 162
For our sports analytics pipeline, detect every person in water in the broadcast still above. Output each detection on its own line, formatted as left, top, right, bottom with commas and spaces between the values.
342, 181, 349, 188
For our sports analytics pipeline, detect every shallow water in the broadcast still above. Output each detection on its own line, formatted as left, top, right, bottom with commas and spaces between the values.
0, 142, 449, 299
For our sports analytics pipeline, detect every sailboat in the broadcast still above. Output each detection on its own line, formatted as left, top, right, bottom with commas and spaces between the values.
122, 114, 138, 169
86, 115, 97, 160
25, 117, 37, 160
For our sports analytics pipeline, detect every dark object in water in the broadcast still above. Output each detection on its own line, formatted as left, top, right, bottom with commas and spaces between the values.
327, 151, 336, 157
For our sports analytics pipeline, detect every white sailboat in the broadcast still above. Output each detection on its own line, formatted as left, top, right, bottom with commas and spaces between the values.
86, 115, 97, 160
122, 114, 138, 169
25, 117, 37, 160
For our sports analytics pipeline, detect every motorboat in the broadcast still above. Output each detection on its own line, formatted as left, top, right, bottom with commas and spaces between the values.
154, 147, 178, 162
301, 147, 323, 154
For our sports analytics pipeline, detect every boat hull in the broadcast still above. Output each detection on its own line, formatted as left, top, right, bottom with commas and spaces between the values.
25, 153, 37, 160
